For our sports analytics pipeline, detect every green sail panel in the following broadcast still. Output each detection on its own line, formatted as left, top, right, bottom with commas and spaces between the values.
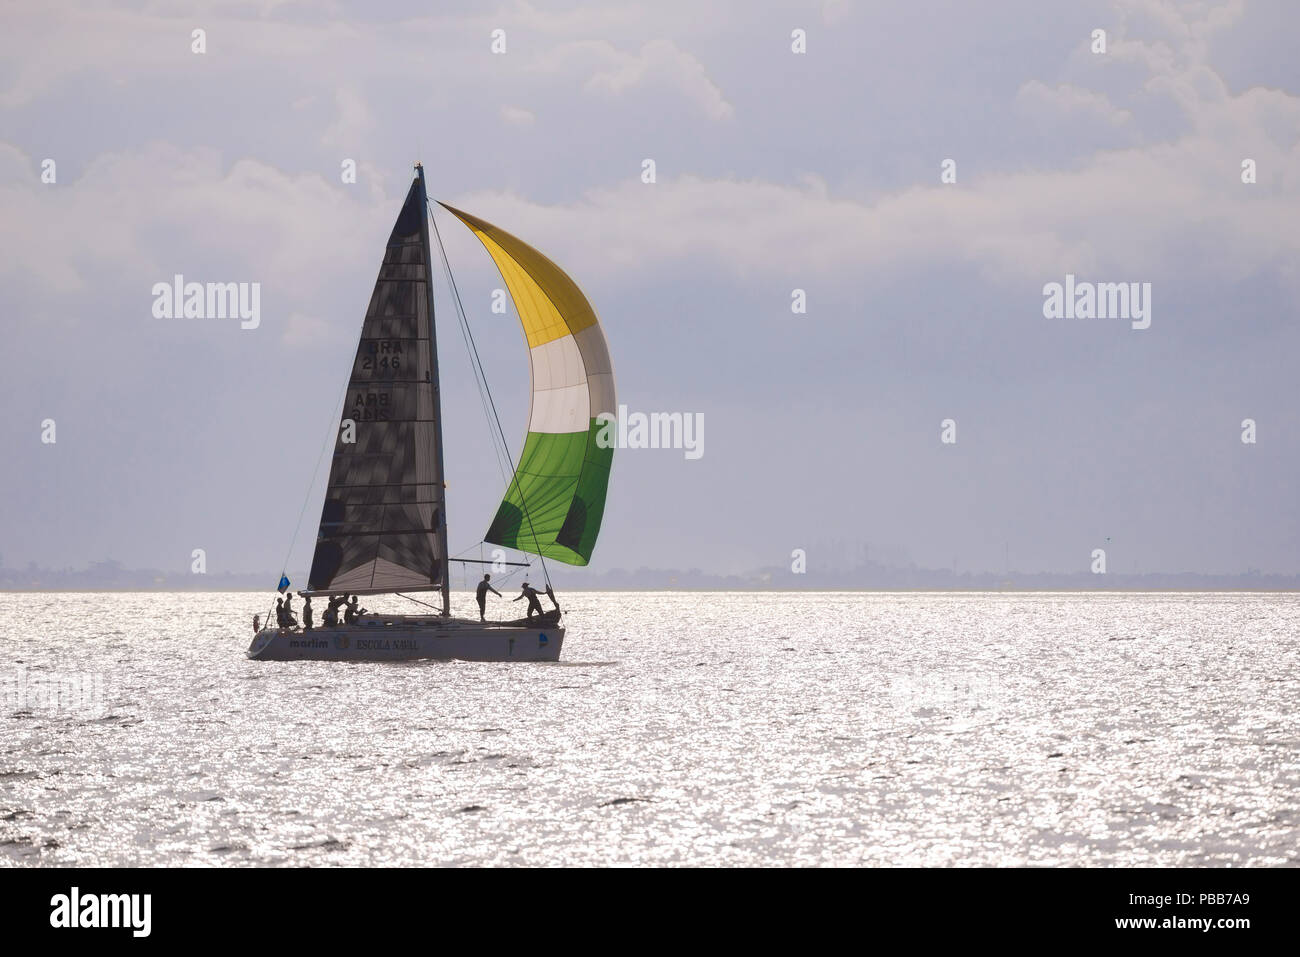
485, 422, 614, 565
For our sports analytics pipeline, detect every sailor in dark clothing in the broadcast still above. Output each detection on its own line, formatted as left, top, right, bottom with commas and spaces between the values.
344, 595, 365, 625
283, 594, 298, 627
323, 595, 341, 627
513, 581, 544, 619
476, 574, 502, 622
302, 596, 313, 631
276, 598, 296, 628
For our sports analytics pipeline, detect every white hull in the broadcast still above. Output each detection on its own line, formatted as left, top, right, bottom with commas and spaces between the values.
247, 614, 564, 662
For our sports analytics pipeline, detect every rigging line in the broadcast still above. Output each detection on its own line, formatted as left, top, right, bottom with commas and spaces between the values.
426, 201, 515, 569
448, 541, 529, 562
428, 210, 518, 567
396, 592, 440, 611
427, 199, 513, 490
430, 220, 500, 478
447, 540, 532, 570
451, 266, 510, 480
428, 212, 519, 571
427, 202, 554, 592
261, 368, 350, 633
274, 361, 352, 601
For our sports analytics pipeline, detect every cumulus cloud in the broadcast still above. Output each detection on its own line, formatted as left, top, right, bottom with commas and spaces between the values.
500, 104, 536, 125
1015, 81, 1136, 129
321, 87, 374, 151
0, 2, 738, 124
2, 0, 1295, 319
447, 14, 1300, 296
0, 142, 399, 307
583, 38, 735, 120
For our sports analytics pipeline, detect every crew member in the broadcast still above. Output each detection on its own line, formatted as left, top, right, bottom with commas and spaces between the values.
476, 574, 502, 622
513, 581, 544, 619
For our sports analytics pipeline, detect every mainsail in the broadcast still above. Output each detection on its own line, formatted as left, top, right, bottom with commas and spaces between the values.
441, 203, 615, 566
307, 171, 449, 601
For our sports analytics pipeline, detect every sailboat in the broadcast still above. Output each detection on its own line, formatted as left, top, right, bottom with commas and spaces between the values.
247, 164, 615, 662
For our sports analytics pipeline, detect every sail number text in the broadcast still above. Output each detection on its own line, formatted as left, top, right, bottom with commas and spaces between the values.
350, 391, 392, 421
361, 339, 404, 372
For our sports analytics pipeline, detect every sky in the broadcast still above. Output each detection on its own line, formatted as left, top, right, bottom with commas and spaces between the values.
1, 0, 1298, 581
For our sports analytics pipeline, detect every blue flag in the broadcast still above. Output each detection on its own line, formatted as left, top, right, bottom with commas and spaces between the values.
277, 575, 290, 593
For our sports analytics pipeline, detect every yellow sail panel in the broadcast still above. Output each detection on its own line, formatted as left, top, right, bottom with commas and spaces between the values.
439, 202, 597, 349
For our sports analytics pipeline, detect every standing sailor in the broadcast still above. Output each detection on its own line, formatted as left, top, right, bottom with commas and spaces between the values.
476, 574, 502, 622
302, 596, 313, 631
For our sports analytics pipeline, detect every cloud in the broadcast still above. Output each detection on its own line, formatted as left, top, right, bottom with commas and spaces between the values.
3, 0, 1295, 325
321, 86, 373, 151
0, 142, 399, 308
584, 38, 734, 121
0, 3, 739, 122
500, 105, 536, 125
1015, 80, 1136, 129
0, 5, 364, 109
7, 53, 1298, 334
446, 94, 1298, 293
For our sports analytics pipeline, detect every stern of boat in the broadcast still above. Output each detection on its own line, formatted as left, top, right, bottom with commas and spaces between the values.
247, 628, 278, 659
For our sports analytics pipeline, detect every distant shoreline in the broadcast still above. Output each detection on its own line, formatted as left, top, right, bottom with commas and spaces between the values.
10, 558, 1299, 594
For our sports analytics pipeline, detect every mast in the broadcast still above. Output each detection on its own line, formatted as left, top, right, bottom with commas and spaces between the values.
416, 163, 451, 617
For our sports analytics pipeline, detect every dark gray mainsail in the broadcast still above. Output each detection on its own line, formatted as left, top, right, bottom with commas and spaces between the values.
306, 168, 449, 608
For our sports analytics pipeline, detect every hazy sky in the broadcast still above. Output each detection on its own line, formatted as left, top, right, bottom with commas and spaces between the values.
2, 0, 1298, 580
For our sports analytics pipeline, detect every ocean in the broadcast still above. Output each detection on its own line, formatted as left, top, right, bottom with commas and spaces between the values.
1, 591, 1296, 866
